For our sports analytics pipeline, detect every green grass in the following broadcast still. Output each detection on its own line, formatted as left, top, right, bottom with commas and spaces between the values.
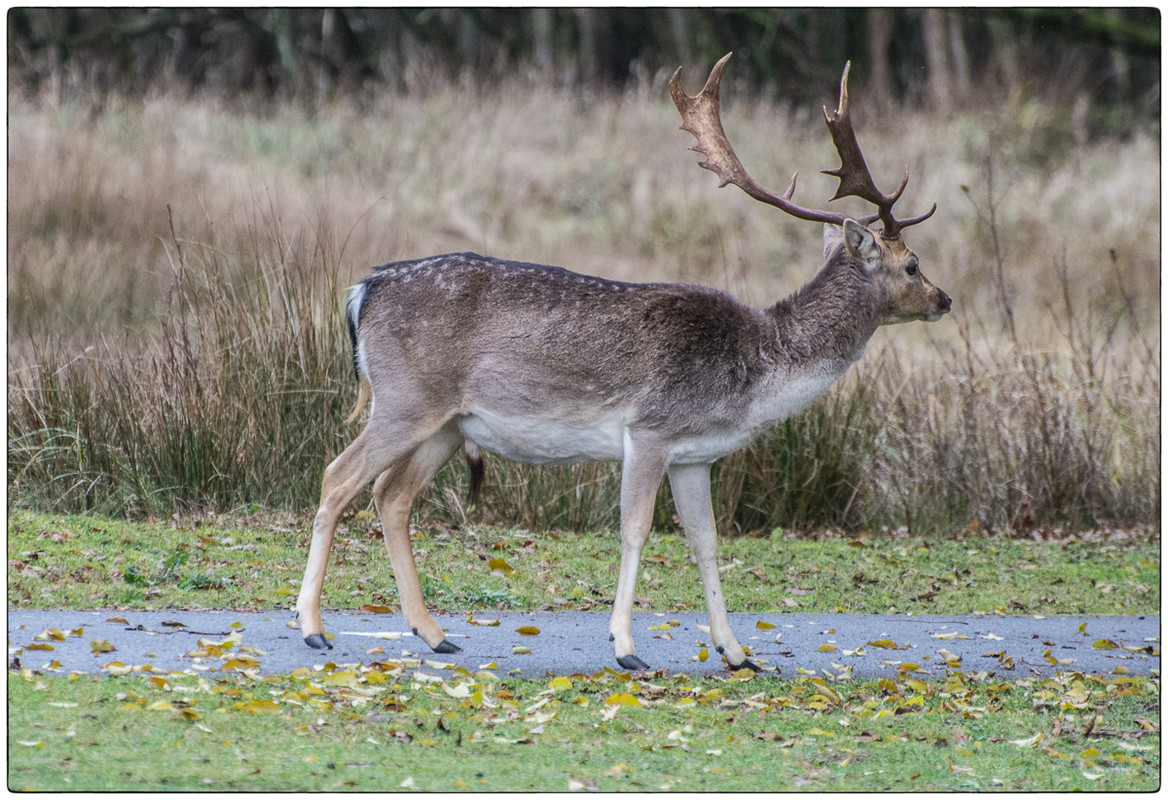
9, 661, 1159, 791
8, 510, 1160, 617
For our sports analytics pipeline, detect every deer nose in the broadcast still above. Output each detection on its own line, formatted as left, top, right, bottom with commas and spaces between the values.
938, 291, 952, 313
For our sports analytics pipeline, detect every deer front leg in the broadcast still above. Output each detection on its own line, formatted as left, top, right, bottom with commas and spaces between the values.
668, 462, 757, 671
609, 435, 668, 671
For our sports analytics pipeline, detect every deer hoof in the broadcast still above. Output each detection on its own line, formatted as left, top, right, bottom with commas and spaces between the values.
304, 633, 333, 650
616, 654, 651, 671
432, 639, 462, 655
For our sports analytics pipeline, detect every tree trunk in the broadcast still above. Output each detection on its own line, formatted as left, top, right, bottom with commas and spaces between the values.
921, 8, 952, 110
867, 8, 894, 102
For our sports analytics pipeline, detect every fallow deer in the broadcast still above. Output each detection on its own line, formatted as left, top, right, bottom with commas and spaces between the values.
296, 54, 950, 671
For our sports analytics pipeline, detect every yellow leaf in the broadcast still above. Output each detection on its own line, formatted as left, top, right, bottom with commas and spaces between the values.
1092, 639, 1119, 650
25, 643, 55, 651
488, 558, 515, 573
816, 644, 838, 652
1009, 732, 1042, 747
867, 640, 902, 650
697, 649, 709, 662
323, 671, 359, 687
605, 693, 641, 706
549, 676, 573, 692
516, 626, 540, 636
90, 640, 116, 653
756, 620, 776, 630
468, 618, 500, 627
233, 699, 281, 714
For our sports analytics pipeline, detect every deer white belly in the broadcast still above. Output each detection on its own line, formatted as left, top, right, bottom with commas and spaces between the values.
458, 408, 627, 465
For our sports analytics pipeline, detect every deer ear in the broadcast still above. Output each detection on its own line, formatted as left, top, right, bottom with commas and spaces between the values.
822, 223, 845, 257
842, 218, 881, 271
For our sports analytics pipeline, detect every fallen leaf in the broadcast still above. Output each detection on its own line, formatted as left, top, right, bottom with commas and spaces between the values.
516, 626, 540, 636
359, 604, 394, 614
605, 693, 640, 706
1009, 732, 1042, 747
231, 699, 281, 714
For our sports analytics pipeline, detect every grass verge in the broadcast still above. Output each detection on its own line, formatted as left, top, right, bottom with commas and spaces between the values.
8, 510, 1160, 618
9, 660, 1159, 791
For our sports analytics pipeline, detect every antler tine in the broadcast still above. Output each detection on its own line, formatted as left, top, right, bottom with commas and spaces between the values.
670, 52, 847, 227
820, 61, 931, 237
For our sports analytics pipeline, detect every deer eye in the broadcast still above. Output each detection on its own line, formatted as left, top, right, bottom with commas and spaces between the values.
905, 261, 919, 277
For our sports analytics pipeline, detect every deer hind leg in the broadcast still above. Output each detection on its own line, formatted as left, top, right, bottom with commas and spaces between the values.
609, 434, 668, 671
373, 421, 463, 653
297, 417, 447, 650
668, 462, 757, 671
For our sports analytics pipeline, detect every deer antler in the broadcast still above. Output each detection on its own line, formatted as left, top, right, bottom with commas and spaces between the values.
670, 53, 935, 237
820, 62, 935, 236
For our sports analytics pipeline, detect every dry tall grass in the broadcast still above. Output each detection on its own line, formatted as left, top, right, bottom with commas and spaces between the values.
7, 77, 1160, 534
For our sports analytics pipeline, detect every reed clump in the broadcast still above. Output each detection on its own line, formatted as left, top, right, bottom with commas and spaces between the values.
7, 82, 1159, 535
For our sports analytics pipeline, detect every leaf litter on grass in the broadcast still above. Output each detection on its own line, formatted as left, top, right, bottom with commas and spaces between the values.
9, 616, 1160, 792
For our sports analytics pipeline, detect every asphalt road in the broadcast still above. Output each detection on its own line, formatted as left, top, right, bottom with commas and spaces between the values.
8, 608, 1159, 679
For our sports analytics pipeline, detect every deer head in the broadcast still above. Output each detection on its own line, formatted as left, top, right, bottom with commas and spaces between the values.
669, 54, 949, 326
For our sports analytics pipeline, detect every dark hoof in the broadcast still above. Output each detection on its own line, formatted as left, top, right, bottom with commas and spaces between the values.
729, 658, 761, 672
304, 633, 333, 650
433, 639, 462, 655
616, 654, 651, 671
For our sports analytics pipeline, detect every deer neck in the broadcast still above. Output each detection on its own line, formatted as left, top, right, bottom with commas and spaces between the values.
766, 261, 881, 371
